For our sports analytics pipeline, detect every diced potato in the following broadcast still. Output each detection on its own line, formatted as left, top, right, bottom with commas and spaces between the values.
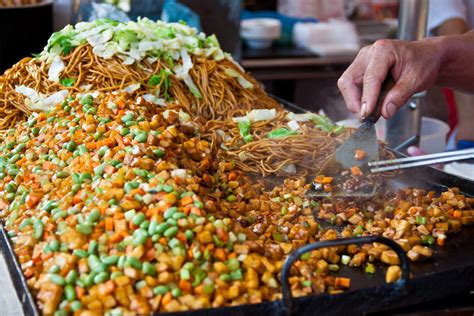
386, 266, 401, 283
381, 250, 400, 265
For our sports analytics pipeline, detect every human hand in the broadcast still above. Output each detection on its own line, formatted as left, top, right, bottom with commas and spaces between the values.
337, 38, 444, 119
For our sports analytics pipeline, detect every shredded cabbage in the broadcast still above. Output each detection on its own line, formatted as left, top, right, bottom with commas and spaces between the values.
48, 55, 65, 82
224, 68, 253, 89
40, 18, 238, 98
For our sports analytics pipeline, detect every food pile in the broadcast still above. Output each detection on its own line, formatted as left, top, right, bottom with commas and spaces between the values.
0, 19, 472, 316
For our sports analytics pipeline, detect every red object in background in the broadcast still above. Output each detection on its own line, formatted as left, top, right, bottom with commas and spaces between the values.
442, 88, 458, 130
371, 0, 398, 20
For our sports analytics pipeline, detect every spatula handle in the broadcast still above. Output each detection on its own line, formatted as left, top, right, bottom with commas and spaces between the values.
363, 76, 395, 124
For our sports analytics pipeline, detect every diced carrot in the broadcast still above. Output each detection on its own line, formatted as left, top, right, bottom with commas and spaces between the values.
24, 268, 34, 278
437, 237, 446, 246
109, 233, 123, 243
181, 196, 193, 206
179, 279, 192, 292
453, 210, 462, 218
162, 292, 173, 306
105, 217, 114, 231
335, 277, 351, 288
350, 166, 363, 176
228, 171, 237, 181
104, 165, 116, 175
0, 199, 8, 210
214, 248, 226, 262
76, 286, 85, 299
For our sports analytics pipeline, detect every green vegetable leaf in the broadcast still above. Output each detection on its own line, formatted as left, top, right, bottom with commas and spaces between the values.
114, 30, 137, 50
60, 78, 76, 87
205, 34, 220, 48
148, 69, 172, 100
154, 27, 176, 39
311, 115, 343, 134
48, 32, 75, 55
266, 128, 298, 139
96, 18, 120, 27
238, 119, 253, 143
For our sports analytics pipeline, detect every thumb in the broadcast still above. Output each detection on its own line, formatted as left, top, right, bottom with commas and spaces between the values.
381, 80, 416, 119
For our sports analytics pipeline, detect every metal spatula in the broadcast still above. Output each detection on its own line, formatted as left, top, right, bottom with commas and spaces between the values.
308, 77, 394, 198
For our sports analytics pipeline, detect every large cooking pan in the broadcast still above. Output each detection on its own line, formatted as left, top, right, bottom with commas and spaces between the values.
1, 97, 473, 316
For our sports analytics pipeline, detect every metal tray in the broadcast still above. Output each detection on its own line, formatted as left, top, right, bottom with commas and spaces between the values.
1, 98, 474, 316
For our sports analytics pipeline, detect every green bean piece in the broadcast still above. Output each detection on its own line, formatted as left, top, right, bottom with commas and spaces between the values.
65, 270, 78, 285
49, 274, 66, 286
76, 223, 93, 235
64, 284, 76, 301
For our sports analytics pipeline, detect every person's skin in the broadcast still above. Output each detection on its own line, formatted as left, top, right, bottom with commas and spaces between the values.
433, 18, 474, 143
337, 30, 474, 119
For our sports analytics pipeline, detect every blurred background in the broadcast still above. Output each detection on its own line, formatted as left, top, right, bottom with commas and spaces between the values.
0, 0, 473, 164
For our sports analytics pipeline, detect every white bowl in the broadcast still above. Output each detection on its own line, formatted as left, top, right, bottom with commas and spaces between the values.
240, 18, 282, 41
419, 117, 450, 154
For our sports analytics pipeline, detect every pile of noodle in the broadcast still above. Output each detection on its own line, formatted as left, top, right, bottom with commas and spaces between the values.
0, 44, 280, 129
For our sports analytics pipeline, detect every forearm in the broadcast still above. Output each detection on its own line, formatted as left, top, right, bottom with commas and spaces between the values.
436, 31, 474, 92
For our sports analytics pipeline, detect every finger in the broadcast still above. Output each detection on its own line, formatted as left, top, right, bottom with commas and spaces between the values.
381, 79, 416, 118
338, 74, 362, 114
360, 41, 394, 117
337, 47, 369, 113
361, 57, 390, 118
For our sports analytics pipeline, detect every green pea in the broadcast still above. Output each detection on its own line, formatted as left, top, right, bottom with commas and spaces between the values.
164, 226, 179, 238
56, 171, 70, 178
54, 310, 67, 316
219, 274, 231, 282
120, 127, 130, 136
93, 164, 106, 176
88, 240, 98, 254
65, 141, 77, 152
132, 212, 146, 226
110, 271, 123, 280
8, 154, 20, 164
5, 182, 18, 193
93, 272, 109, 284
70, 301, 82, 312
184, 230, 194, 240
73, 249, 88, 258
121, 112, 134, 122
164, 207, 178, 219
142, 262, 156, 276
166, 218, 178, 226
148, 221, 158, 235
117, 256, 126, 269
102, 255, 119, 266
49, 274, 66, 286
71, 183, 81, 194
133, 234, 148, 247
33, 219, 44, 240
80, 94, 94, 106
7, 168, 20, 177
153, 148, 165, 158
153, 285, 170, 295
49, 240, 60, 252
49, 265, 60, 274
65, 270, 78, 285
53, 211, 68, 221
134, 132, 148, 143
126, 256, 142, 270
226, 194, 236, 202
155, 222, 169, 234
171, 288, 182, 298
139, 220, 150, 229
87, 209, 101, 223
64, 284, 76, 301
172, 212, 186, 220
19, 218, 33, 231
76, 223, 92, 235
